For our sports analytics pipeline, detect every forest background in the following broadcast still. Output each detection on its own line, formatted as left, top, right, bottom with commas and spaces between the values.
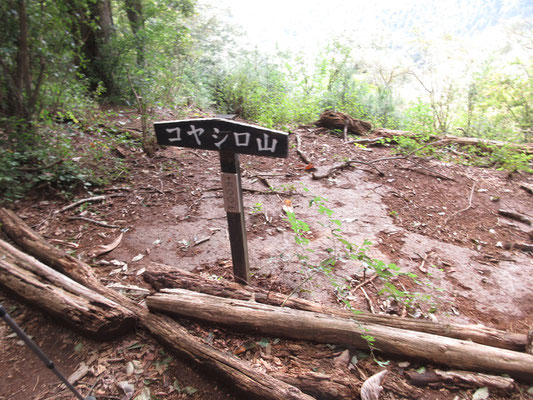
0, 0, 531, 201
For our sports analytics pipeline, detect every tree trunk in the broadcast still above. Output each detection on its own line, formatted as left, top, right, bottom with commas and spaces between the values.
0, 208, 315, 400
142, 262, 527, 352
67, 0, 117, 96
0, 239, 135, 339
147, 288, 533, 383
124, 0, 145, 67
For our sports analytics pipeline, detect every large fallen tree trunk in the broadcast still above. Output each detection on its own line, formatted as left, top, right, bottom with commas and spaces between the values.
147, 288, 533, 383
0, 208, 315, 400
0, 207, 103, 290
143, 262, 527, 352
372, 129, 533, 154
0, 239, 135, 339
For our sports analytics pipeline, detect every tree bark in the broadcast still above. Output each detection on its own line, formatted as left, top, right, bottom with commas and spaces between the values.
0, 239, 135, 339
0, 208, 315, 400
315, 110, 372, 135
124, 0, 145, 67
0, 207, 103, 290
142, 262, 527, 352
146, 288, 533, 383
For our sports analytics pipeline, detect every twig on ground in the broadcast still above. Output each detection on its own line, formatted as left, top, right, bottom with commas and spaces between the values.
313, 140, 447, 180
17, 159, 63, 172
67, 216, 120, 229
94, 187, 132, 193
55, 194, 126, 214
520, 183, 533, 195
444, 182, 476, 224
360, 287, 375, 314
295, 133, 311, 164
353, 275, 378, 291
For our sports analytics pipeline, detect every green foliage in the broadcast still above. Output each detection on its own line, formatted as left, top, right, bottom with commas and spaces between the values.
285, 187, 437, 313
0, 125, 89, 202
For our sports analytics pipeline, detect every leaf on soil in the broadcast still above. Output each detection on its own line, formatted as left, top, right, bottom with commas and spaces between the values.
68, 362, 89, 384
126, 361, 135, 376
527, 387, 533, 394
117, 381, 134, 395
74, 342, 83, 352
133, 387, 151, 400
126, 342, 143, 351
472, 387, 489, 400
131, 253, 144, 262
235, 341, 256, 355
257, 338, 270, 348
91, 232, 124, 257
334, 349, 351, 367
183, 386, 198, 395
360, 370, 387, 400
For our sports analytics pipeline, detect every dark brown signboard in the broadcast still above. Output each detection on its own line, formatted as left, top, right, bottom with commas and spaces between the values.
153, 118, 289, 284
154, 118, 289, 158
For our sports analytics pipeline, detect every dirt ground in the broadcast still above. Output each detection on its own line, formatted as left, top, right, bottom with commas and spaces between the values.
0, 109, 532, 400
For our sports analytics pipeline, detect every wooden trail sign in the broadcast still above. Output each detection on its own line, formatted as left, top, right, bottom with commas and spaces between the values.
154, 118, 289, 283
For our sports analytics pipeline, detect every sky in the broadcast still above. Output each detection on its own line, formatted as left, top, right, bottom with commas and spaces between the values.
205, 0, 531, 56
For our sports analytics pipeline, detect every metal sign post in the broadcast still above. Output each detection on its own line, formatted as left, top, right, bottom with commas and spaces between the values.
154, 118, 288, 284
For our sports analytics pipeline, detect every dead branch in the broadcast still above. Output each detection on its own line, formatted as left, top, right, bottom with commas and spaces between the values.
360, 286, 376, 314
147, 288, 533, 382
141, 263, 527, 352
312, 140, 449, 180
0, 209, 315, 400
55, 194, 125, 214
295, 133, 311, 164
353, 274, 378, 291
0, 238, 135, 339
444, 182, 476, 224
498, 209, 532, 226
67, 216, 120, 229
520, 183, 533, 195
406, 369, 515, 390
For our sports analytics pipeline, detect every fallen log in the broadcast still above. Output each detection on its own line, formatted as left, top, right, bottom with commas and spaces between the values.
406, 369, 515, 390
143, 263, 527, 352
0, 239, 135, 339
0, 208, 316, 400
526, 324, 533, 354
372, 129, 533, 154
147, 288, 533, 383
0, 207, 103, 290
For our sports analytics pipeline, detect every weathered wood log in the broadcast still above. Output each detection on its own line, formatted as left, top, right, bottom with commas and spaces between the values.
270, 370, 360, 400
143, 263, 527, 352
0, 239, 135, 339
0, 207, 103, 290
372, 129, 533, 154
527, 322, 533, 355
406, 369, 515, 390
147, 289, 533, 383
0, 208, 316, 400
315, 110, 372, 136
